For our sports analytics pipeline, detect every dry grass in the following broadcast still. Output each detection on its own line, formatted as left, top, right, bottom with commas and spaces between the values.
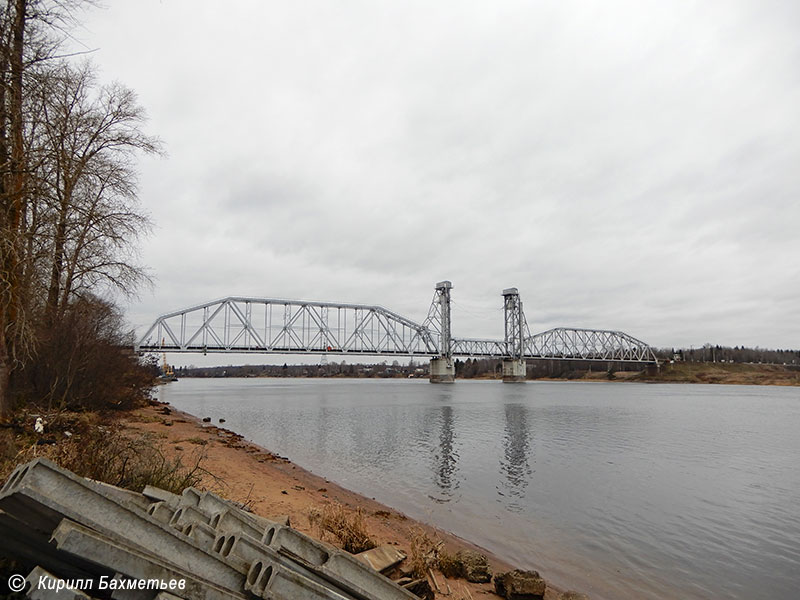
408, 528, 442, 579
0, 412, 208, 494
407, 528, 477, 585
308, 502, 376, 554
407, 528, 468, 580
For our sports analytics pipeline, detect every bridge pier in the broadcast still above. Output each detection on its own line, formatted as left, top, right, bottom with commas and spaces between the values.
502, 288, 528, 383
502, 359, 526, 383
646, 363, 660, 376
429, 358, 455, 383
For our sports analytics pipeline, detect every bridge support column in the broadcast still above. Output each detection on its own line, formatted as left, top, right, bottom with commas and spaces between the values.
502, 359, 526, 383
646, 363, 660, 376
429, 358, 455, 383
502, 287, 528, 383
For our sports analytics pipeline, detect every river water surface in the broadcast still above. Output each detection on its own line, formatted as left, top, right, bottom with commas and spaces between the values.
158, 379, 800, 600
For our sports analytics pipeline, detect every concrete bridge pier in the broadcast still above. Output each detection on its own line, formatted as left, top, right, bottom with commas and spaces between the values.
502, 359, 526, 383
429, 358, 455, 383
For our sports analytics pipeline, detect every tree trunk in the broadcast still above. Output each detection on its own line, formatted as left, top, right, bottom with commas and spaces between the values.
0, 0, 28, 421
46, 189, 71, 322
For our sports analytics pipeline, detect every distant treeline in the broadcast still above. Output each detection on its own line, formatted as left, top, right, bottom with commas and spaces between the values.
654, 345, 799, 365
172, 344, 799, 380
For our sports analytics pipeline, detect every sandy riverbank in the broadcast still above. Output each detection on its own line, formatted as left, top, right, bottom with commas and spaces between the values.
122, 400, 577, 599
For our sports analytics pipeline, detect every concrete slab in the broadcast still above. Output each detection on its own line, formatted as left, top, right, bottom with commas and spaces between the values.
5, 459, 414, 600
0, 511, 100, 581
52, 519, 248, 600
354, 545, 407, 573
243, 559, 352, 600
195, 491, 235, 516
324, 553, 418, 600
0, 459, 244, 591
147, 502, 177, 525
199, 491, 279, 533
179, 488, 202, 508
264, 526, 417, 600
183, 522, 218, 551
210, 510, 264, 540
89, 480, 152, 512
169, 506, 211, 530
142, 486, 181, 508
211, 532, 348, 595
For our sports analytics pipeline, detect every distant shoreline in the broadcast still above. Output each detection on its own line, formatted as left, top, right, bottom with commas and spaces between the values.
169, 361, 800, 387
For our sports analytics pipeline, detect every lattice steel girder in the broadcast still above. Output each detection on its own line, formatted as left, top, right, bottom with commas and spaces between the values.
136, 290, 659, 364
524, 327, 658, 363
136, 297, 439, 356
450, 338, 509, 357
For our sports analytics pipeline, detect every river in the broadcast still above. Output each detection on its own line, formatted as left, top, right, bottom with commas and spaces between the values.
158, 378, 800, 600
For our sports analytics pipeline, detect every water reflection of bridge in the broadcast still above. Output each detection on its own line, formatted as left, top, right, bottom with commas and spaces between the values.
137, 282, 658, 383
427, 398, 532, 509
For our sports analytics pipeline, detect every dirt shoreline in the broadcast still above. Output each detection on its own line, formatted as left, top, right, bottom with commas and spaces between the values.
175, 360, 800, 387
123, 401, 575, 599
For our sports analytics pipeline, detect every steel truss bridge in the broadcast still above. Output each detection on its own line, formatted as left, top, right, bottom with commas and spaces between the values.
136, 282, 658, 366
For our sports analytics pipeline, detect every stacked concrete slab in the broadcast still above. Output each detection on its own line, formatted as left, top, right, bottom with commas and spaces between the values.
0, 458, 418, 600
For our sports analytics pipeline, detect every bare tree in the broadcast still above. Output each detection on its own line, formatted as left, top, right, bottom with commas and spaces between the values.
1, 0, 156, 419
1, 0, 82, 419
31, 61, 160, 322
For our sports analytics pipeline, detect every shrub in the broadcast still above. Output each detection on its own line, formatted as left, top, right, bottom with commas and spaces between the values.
2, 416, 206, 494
16, 296, 157, 412
438, 548, 462, 578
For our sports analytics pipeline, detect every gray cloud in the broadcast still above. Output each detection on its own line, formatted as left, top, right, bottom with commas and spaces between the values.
82, 0, 799, 358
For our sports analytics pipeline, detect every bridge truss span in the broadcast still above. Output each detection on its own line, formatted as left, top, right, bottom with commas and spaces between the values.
524, 327, 658, 363
137, 285, 659, 367
450, 338, 509, 357
136, 296, 440, 356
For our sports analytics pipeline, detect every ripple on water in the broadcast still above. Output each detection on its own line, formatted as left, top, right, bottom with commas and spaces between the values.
162, 379, 800, 600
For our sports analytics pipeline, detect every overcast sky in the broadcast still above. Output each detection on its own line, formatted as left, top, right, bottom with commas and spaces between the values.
73, 0, 799, 363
